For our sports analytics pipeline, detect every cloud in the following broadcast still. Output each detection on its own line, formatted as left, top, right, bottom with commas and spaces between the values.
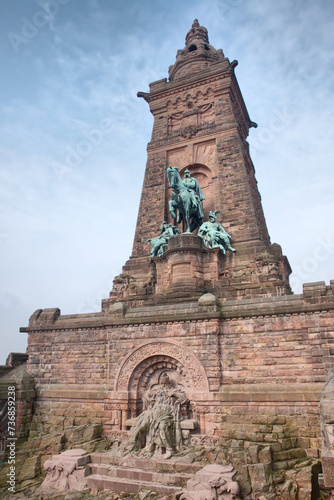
0, 1, 333, 363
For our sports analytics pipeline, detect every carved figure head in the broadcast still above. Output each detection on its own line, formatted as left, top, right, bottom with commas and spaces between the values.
184, 168, 190, 178
160, 373, 170, 386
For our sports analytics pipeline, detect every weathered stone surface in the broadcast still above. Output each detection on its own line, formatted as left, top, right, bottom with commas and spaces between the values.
198, 293, 217, 307
108, 301, 128, 316
180, 463, 241, 499
13, 18, 334, 500
280, 479, 298, 499
17, 455, 41, 482
64, 424, 102, 446
247, 463, 273, 496
320, 367, 334, 488
40, 448, 89, 493
258, 446, 272, 464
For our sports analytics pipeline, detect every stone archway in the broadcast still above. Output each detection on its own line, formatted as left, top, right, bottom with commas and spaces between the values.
104, 341, 210, 436
114, 340, 209, 396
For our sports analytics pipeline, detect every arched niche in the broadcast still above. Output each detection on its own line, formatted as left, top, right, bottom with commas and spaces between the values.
114, 341, 209, 400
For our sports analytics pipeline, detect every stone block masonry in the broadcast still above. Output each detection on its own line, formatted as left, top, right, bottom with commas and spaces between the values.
16, 20, 334, 499
23, 282, 334, 467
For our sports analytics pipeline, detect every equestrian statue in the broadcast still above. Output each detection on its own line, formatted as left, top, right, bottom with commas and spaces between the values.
165, 165, 205, 233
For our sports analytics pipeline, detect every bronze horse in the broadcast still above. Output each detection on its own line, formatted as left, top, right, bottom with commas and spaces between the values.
165, 166, 203, 233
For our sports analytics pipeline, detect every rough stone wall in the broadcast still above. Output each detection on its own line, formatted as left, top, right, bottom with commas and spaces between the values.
21, 283, 333, 499
112, 64, 291, 304
215, 133, 266, 245
108, 318, 221, 392
132, 65, 270, 260
28, 399, 105, 438
26, 298, 334, 458
27, 328, 108, 385
221, 310, 334, 385
132, 151, 166, 258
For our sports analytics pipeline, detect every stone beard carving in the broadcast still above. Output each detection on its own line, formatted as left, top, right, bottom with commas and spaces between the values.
147, 221, 180, 261
198, 210, 235, 254
121, 373, 188, 459
180, 464, 241, 500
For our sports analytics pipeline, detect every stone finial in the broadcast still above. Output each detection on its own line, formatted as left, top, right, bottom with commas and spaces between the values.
108, 301, 128, 316
198, 293, 217, 307
168, 19, 225, 81
185, 18, 209, 45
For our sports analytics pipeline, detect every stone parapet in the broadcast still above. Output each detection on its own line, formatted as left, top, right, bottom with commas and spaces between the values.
21, 280, 334, 333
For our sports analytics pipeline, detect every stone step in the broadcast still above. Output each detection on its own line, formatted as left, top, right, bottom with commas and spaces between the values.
87, 473, 183, 495
89, 463, 192, 487
91, 452, 203, 475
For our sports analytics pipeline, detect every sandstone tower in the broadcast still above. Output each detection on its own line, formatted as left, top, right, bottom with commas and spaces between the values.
105, 19, 291, 308
3, 20, 333, 498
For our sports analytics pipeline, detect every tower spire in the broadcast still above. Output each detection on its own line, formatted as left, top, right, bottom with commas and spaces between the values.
169, 19, 225, 81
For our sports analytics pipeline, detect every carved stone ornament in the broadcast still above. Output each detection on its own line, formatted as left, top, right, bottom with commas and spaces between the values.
121, 373, 191, 459
115, 341, 209, 393
40, 449, 89, 493
179, 464, 241, 500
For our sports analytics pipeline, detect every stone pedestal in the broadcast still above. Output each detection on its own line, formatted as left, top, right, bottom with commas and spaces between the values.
154, 234, 220, 296
41, 449, 90, 493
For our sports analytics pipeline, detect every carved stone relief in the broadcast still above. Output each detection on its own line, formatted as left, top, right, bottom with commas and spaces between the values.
115, 341, 209, 394
179, 464, 241, 500
40, 449, 89, 493
168, 103, 215, 137
121, 372, 191, 459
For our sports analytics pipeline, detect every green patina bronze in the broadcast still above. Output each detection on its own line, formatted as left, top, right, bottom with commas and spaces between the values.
165, 165, 204, 233
198, 210, 236, 254
146, 221, 180, 261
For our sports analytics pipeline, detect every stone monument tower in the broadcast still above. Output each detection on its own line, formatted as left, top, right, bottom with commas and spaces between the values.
105, 18, 291, 309
15, 20, 334, 499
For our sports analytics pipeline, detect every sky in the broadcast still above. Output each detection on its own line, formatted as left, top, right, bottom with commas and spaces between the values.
0, 0, 333, 363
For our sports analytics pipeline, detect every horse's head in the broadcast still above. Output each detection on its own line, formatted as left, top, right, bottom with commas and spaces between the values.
165, 165, 180, 190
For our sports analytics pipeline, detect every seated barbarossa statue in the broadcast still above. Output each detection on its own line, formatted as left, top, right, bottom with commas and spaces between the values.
147, 221, 180, 262
198, 210, 236, 254
121, 373, 189, 459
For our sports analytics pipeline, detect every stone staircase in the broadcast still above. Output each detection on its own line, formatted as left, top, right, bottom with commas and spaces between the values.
86, 453, 203, 495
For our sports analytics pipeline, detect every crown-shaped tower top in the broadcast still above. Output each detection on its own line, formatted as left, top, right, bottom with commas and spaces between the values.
185, 18, 208, 44
168, 19, 225, 81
